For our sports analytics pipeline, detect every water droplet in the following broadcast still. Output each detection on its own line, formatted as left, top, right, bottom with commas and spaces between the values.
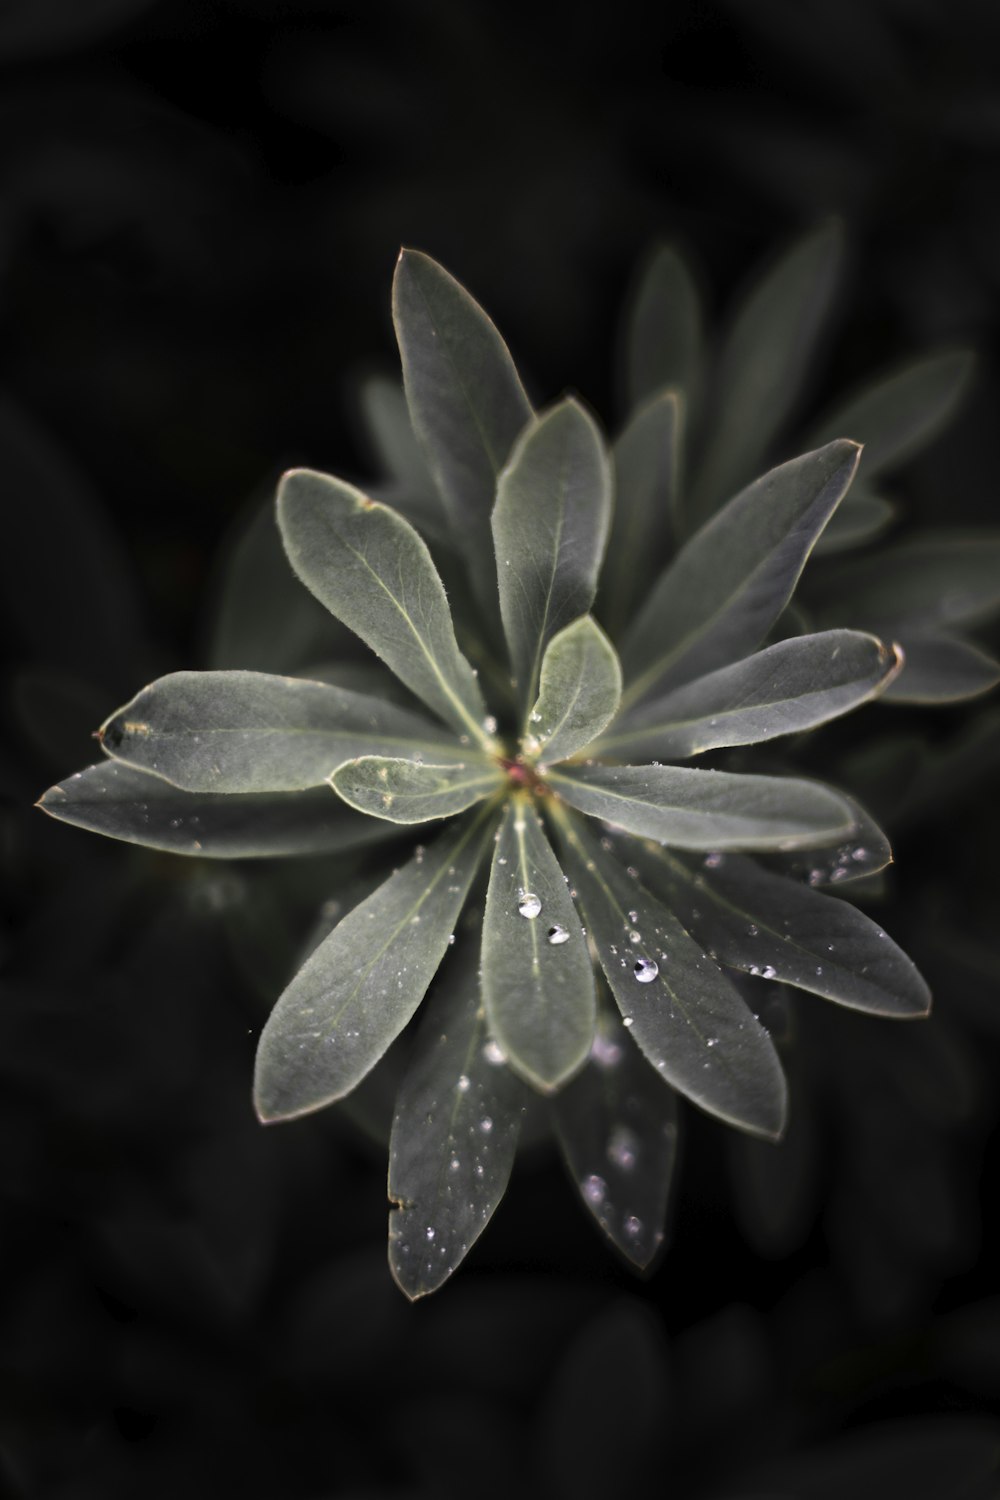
450, 1157, 460, 1172
425, 1227, 435, 1241
547, 923, 570, 945
518, 892, 542, 919
706, 1037, 718, 1048
480, 1116, 493, 1134
448, 933, 456, 945
628, 929, 641, 944
623, 1016, 635, 1028
530, 710, 542, 723
704, 852, 724, 869
761, 965, 777, 980
483, 715, 498, 735
607, 1125, 638, 1171
747, 923, 759, 937
583, 1174, 606, 1205
483, 1039, 507, 1065
808, 869, 824, 887
457, 1074, 471, 1093
590, 1033, 623, 1067
627, 910, 639, 924
633, 957, 658, 983
852, 846, 867, 862
624, 1215, 642, 1239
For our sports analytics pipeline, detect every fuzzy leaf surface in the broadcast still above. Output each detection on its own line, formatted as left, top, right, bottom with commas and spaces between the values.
602, 391, 681, 637
551, 810, 787, 1138
635, 846, 931, 1017
330, 755, 503, 824
254, 807, 496, 1120
277, 469, 490, 746
553, 1001, 679, 1267
550, 763, 856, 852
621, 441, 862, 706
38, 761, 395, 858
599, 631, 897, 761
625, 243, 702, 413
528, 616, 622, 766
392, 249, 532, 616
883, 633, 1000, 703
99, 670, 465, 793
492, 398, 612, 709
387, 938, 527, 1299
481, 797, 595, 1091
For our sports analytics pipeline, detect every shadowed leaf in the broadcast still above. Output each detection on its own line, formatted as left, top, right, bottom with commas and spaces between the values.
357, 375, 449, 543
884, 633, 1000, 703
624, 242, 703, 415
814, 489, 894, 554
807, 531, 1000, 632
602, 391, 682, 637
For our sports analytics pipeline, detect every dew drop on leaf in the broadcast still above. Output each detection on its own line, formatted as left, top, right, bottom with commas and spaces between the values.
547, 923, 570, 945
483, 1039, 507, 1065
633, 957, 659, 983
583, 1174, 607, 1205
518, 892, 542, 919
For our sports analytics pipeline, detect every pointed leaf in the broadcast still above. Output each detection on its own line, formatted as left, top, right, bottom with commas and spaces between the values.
807, 350, 976, 479
884, 633, 1000, 703
99, 670, 466, 793
758, 791, 893, 888
550, 762, 856, 852
687, 222, 844, 522
331, 755, 503, 824
621, 441, 862, 707
492, 398, 612, 709
387, 937, 528, 1299
634, 846, 930, 1017
392, 249, 532, 616
602, 391, 682, 638
549, 809, 786, 1139
480, 796, 596, 1092
624, 242, 703, 414
527, 616, 622, 766
254, 806, 497, 1121
37, 761, 396, 858
277, 468, 492, 747
808, 532, 1000, 633
599, 631, 898, 761
552, 999, 679, 1267
814, 489, 894, 555
357, 376, 450, 545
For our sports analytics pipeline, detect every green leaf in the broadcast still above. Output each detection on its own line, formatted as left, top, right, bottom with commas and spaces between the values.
634, 846, 931, 1017
552, 998, 679, 1267
807, 531, 1000, 633
492, 398, 612, 710
624, 242, 703, 415
598, 631, 898, 761
884, 633, 1000, 703
601, 391, 682, 639
620, 441, 862, 708
277, 469, 492, 748
330, 755, 504, 824
99, 670, 467, 793
549, 808, 787, 1139
387, 936, 528, 1300
687, 221, 844, 524
526, 616, 622, 766
37, 761, 397, 858
758, 790, 893, 888
254, 805, 497, 1121
814, 489, 895, 555
806, 350, 976, 479
392, 249, 532, 618
549, 762, 856, 852
480, 796, 596, 1091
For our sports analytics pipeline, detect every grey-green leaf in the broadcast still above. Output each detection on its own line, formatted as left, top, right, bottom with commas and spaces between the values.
357, 376, 450, 545
552, 999, 679, 1268
621, 440, 862, 707
598, 631, 898, 761
624, 242, 703, 415
602, 391, 682, 638
687, 221, 844, 524
807, 531, 1000, 633
37, 760, 396, 858
806, 350, 976, 479
480, 796, 596, 1092
330, 755, 504, 824
758, 790, 893, 888
550, 809, 786, 1139
814, 489, 895, 555
387, 937, 528, 1300
492, 398, 613, 710
884, 633, 1000, 703
634, 846, 931, 1017
392, 249, 533, 617
527, 616, 622, 766
254, 806, 496, 1121
549, 762, 856, 852
277, 469, 491, 747
99, 670, 466, 793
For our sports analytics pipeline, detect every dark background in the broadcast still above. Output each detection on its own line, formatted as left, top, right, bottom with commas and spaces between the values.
3, 2, 1000, 1495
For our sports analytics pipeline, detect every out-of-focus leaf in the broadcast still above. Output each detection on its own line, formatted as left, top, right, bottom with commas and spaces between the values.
553, 999, 679, 1267
492, 399, 612, 710
634, 846, 931, 1016
277, 469, 491, 747
602, 391, 682, 637
599, 630, 898, 760
814, 489, 895, 554
527, 616, 621, 766
729, 1076, 820, 1257
254, 805, 496, 1121
37, 761, 396, 858
807, 531, 1000, 632
357, 376, 450, 545
99, 670, 464, 792
806, 350, 976, 479
549, 762, 856, 852
550, 808, 786, 1139
883, 633, 1000, 703
0, 0, 159, 61
330, 755, 503, 824
621, 441, 862, 706
392, 249, 532, 618
624, 242, 703, 415
481, 796, 595, 1092
387, 938, 528, 1300
687, 221, 844, 523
